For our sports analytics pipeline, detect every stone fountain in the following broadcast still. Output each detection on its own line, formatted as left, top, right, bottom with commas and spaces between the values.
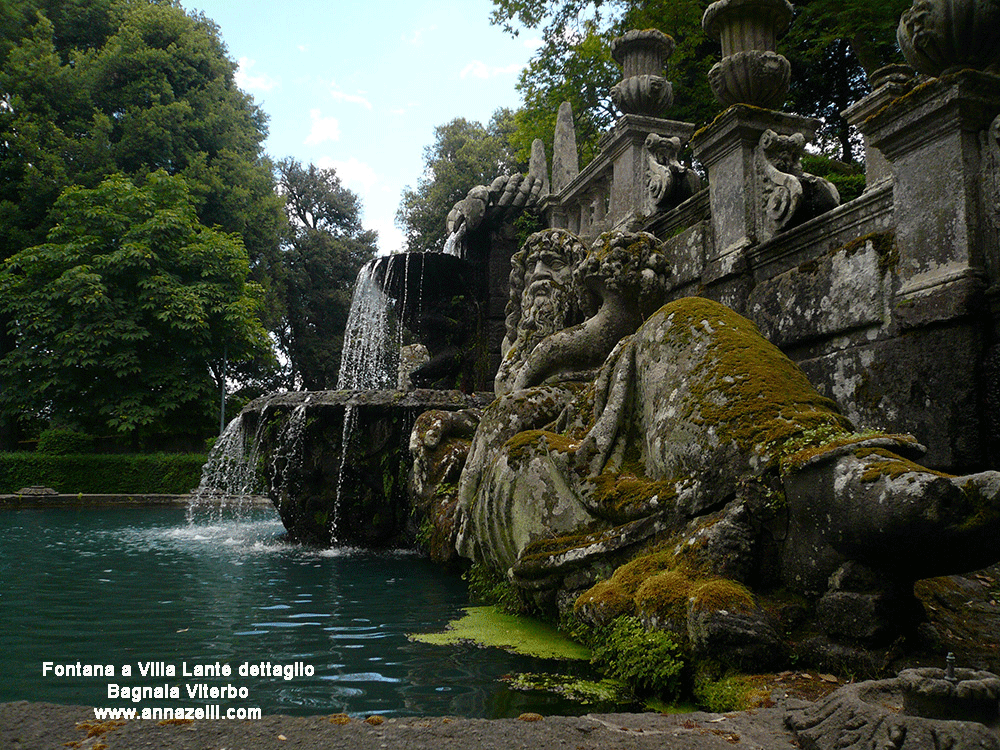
200, 0, 1000, 693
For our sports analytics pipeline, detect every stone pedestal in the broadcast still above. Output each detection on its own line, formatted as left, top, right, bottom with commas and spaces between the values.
691, 105, 819, 280
841, 68, 915, 190
599, 114, 695, 230
860, 72, 1000, 302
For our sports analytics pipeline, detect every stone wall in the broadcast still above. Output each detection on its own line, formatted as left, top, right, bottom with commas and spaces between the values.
538, 69, 1000, 472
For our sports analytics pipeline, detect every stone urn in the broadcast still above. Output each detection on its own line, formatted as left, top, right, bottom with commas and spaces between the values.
897, 0, 1000, 77
610, 29, 675, 117
702, 0, 794, 108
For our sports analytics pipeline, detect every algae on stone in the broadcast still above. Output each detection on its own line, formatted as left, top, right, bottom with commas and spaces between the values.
408, 606, 591, 661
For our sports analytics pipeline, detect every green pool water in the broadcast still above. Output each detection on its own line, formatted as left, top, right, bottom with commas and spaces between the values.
0, 505, 598, 718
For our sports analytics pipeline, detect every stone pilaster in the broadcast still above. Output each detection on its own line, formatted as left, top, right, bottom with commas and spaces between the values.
860, 72, 1000, 305
600, 114, 695, 230
691, 105, 819, 281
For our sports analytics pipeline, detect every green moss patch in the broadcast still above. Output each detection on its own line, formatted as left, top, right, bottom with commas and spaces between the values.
854, 447, 954, 483
409, 606, 591, 661
662, 297, 853, 463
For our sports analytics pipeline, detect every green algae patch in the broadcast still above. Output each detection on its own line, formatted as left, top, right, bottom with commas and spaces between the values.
409, 606, 591, 661
502, 672, 636, 706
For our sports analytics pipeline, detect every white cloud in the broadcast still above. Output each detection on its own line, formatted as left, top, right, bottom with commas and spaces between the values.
235, 57, 278, 92
523, 36, 544, 51
330, 88, 373, 110
317, 156, 379, 194
304, 110, 341, 145
459, 60, 522, 80
371, 218, 405, 256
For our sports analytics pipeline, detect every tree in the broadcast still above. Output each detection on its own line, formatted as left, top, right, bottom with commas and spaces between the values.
511, 28, 620, 166
490, 0, 911, 164
0, 171, 272, 442
397, 109, 522, 253
0, 1, 284, 268
275, 159, 378, 390
0, 0, 287, 444
784, 0, 911, 162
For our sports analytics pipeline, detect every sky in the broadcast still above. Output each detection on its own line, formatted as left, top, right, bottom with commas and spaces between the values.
182, 0, 542, 255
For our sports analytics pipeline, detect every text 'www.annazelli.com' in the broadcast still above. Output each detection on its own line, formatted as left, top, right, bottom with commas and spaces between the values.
93, 706, 262, 721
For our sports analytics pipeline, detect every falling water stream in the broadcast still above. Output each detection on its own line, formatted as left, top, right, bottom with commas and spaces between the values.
33, 250, 596, 720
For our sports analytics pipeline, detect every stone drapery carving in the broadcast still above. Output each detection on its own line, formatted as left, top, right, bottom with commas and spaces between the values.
445, 138, 548, 257
644, 133, 702, 214
897, 0, 1000, 77
445, 171, 546, 252
756, 129, 840, 239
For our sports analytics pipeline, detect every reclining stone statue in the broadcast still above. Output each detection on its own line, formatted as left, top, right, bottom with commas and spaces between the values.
411, 227, 1000, 670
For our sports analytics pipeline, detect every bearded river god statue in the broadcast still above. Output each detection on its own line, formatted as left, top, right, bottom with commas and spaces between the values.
411, 228, 1000, 671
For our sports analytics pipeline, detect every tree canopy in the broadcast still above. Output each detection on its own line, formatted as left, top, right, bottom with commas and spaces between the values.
396, 109, 522, 253
0, 1, 284, 266
0, 0, 289, 446
491, 0, 911, 164
0, 171, 271, 441
274, 159, 378, 390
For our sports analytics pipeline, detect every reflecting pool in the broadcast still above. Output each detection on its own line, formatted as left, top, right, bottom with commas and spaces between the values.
0, 505, 596, 717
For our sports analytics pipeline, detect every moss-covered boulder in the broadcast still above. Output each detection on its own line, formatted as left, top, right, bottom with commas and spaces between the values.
440, 294, 1000, 666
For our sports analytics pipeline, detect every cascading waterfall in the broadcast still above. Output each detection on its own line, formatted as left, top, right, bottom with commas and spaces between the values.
188, 397, 313, 525
265, 396, 311, 510
337, 258, 398, 391
190, 251, 434, 543
187, 410, 269, 521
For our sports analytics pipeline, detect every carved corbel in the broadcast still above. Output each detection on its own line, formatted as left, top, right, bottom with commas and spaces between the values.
644, 133, 702, 214
756, 129, 839, 240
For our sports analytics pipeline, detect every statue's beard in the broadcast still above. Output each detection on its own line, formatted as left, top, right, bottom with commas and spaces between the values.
494, 281, 574, 392
518, 281, 569, 347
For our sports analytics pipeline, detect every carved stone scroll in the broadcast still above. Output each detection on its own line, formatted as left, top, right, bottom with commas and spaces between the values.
756, 129, 840, 240
644, 133, 702, 214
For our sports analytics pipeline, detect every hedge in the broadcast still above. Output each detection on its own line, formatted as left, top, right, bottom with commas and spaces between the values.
0, 453, 208, 495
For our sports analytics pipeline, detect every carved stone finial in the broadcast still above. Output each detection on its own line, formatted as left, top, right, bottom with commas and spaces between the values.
703, 0, 794, 109
552, 101, 579, 193
610, 29, 675, 117
529, 138, 550, 198
897, 0, 1000, 78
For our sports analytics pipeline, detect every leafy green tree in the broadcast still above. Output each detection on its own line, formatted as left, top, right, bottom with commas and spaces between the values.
396, 109, 522, 253
511, 28, 619, 166
275, 159, 378, 390
784, 0, 911, 162
490, 0, 910, 164
0, 0, 286, 445
0, 1, 284, 267
0, 171, 271, 442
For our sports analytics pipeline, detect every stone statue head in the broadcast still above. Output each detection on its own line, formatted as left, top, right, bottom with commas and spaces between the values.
496, 228, 589, 392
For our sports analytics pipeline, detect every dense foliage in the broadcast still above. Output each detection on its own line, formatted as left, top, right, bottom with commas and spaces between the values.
0, 0, 287, 447
274, 159, 378, 390
0, 452, 206, 494
491, 0, 911, 163
0, 171, 271, 441
396, 110, 522, 253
